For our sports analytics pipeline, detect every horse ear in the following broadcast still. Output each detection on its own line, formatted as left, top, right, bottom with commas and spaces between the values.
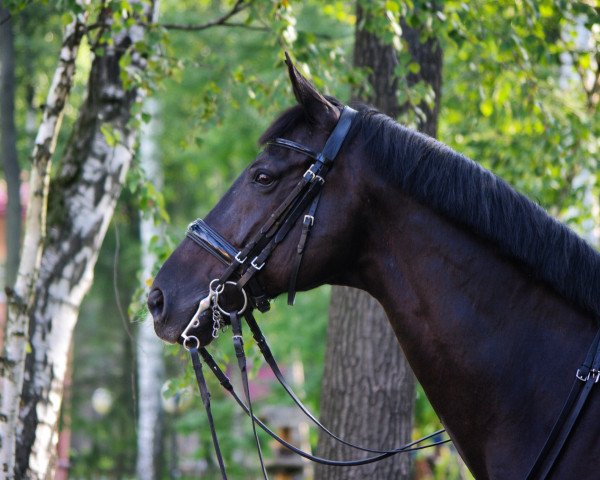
284, 52, 339, 125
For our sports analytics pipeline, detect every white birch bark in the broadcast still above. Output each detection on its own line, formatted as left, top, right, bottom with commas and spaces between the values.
136, 98, 165, 480
0, 11, 86, 476
11, 2, 158, 477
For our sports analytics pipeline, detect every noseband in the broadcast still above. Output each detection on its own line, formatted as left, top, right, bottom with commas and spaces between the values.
178, 106, 450, 479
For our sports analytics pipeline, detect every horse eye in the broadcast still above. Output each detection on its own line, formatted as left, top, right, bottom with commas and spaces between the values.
254, 172, 275, 186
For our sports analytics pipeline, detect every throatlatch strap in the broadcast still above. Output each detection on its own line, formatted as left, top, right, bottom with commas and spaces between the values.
287, 192, 321, 305
189, 347, 228, 480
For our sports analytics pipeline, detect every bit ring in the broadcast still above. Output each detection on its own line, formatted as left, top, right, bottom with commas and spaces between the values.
215, 281, 248, 316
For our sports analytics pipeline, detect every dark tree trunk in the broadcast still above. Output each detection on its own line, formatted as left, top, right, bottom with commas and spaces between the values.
0, 8, 21, 296
399, 15, 443, 137
316, 289, 416, 479
315, 4, 443, 479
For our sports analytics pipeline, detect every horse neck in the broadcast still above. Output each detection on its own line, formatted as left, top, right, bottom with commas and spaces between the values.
351, 188, 597, 477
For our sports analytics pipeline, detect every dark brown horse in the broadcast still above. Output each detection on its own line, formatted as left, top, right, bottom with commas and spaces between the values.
148, 58, 600, 479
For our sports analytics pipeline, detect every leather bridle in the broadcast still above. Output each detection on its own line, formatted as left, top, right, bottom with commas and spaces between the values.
182, 105, 358, 352
178, 106, 450, 479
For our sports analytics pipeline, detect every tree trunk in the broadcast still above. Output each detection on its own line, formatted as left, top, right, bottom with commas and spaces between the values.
399, 15, 443, 138
315, 4, 442, 480
136, 98, 165, 480
9, 3, 157, 478
316, 290, 416, 479
0, 11, 87, 476
0, 7, 21, 293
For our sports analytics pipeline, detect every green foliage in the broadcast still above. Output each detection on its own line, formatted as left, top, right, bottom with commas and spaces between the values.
438, 0, 599, 234
71, 219, 141, 477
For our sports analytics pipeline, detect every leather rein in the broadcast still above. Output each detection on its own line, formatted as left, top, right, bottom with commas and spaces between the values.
175, 105, 600, 479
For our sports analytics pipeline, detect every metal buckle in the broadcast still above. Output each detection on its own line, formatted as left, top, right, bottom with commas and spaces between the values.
303, 168, 316, 182
303, 214, 314, 226
234, 252, 247, 264
592, 369, 600, 383
251, 257, 265, 270
576, 368, 591, 382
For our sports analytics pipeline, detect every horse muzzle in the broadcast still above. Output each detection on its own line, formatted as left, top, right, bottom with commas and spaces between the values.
148, 284, 215, 346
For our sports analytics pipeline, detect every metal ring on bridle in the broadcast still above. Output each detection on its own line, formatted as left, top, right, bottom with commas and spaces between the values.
215, 281, 248, 316
183, 335, 200, 351
209, 278, 225, 295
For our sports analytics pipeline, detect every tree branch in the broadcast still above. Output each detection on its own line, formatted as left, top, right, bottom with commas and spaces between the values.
163, 20, 268, 32
0, 12, 10, 27
158, 0, 252, 32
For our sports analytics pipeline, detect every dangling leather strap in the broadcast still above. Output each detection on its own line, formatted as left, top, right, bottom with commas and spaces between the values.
230, 312, 268, 480
525, 328, 600, 479
189, 347, 228, 479
287, 192, 322, 305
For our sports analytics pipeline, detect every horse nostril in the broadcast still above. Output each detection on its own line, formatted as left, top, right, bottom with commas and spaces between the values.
148, 288, 166, 322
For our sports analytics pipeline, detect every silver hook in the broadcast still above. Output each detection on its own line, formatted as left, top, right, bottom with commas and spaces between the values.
181, 290, 213, 350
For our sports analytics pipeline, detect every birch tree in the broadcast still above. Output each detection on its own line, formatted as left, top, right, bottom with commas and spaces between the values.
0, 9, 87, 475
0, 1, 158, 477
136, 98, 165, 480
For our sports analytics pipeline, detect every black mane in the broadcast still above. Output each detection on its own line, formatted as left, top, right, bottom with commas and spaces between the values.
261, 104, 600, 319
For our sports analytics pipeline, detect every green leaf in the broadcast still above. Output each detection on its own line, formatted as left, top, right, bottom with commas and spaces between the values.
408, 62, 421, 74
479, 99, 494, 117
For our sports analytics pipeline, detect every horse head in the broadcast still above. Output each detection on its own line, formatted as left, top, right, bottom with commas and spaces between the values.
149, 56, 367, 347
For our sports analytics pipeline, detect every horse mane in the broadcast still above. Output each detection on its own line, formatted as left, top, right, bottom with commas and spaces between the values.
260, 103, 600, 319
